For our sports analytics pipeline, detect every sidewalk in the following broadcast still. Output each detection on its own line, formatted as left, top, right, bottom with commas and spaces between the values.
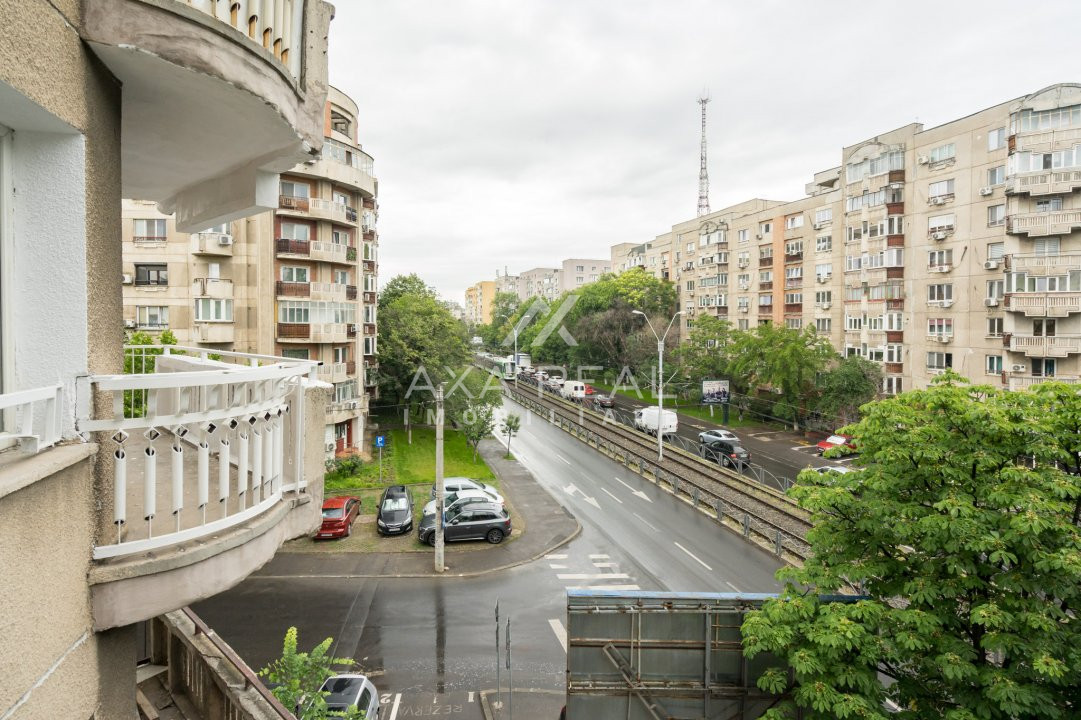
253, 438, 580, 578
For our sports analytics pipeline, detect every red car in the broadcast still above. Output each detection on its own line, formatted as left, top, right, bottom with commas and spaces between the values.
817, 434, 856, 455
317, 495, 360, 539
584, 384, 596, 395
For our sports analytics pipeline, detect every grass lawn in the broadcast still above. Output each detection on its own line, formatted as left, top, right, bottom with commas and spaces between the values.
589, 381, 771, 429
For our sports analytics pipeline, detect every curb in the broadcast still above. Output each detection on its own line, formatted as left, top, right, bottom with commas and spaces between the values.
479, 688, 565, 720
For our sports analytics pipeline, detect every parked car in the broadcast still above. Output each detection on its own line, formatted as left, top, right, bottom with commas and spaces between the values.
810, 465, 855, 476
634, 406, 678, 437
584, 384, 597, 395
593, 393, 615, 409
817, 434, 856, 454
561, 380, 587, 399
701, 439, 751, 468
422, 488, 503, 517
418, 501, 512, 546
698, 428, 739, 444
318, 674, 380, 716
376, 484, 414, 535
316, 496, 360, 539
430, 477, 500, 500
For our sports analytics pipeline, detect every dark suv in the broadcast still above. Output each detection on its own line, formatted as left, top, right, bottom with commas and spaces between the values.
418, 501, 511, 546
701, 439, 751, 468
376, 485, 414, 535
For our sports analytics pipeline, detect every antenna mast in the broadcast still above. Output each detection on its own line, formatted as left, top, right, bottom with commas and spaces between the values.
697, 93, 711, 217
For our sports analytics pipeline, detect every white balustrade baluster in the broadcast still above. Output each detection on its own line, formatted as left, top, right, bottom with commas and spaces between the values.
114, 447, 127, 544
262, 419, 274, 495
237, 431, 249, 511
219, 436, 231, 518
144, 445, 157, 538
273, 412, 283, 492
252, 426, 263, 502
198, 439, 210, 523
172, 442, 184, 533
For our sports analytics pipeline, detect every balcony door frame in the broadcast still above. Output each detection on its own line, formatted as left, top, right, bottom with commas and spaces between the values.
0, 125, 12, 434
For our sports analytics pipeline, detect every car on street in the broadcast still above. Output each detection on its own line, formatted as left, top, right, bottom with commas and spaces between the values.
316, 496, 360, 539
584, 384, 596, 395
592, 393, 615, 409
698, 428, 739, 444
422, 488, 504, 517
318, 673, 380, 716
817, 434, 856, 454
418, 501, 512, 546
810, 465, 856, 476
700, 439, 752, 468
376, 484, 414, 535
430, 477, 500, 500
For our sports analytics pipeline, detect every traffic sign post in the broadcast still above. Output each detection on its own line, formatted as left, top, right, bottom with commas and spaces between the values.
375, 434, 386, 483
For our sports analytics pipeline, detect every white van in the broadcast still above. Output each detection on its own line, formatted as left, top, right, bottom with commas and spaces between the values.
634, 407, 678, 437
561, 381, 586, 399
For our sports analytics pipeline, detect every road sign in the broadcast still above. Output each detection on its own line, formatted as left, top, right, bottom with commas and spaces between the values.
701, 379, 730, 404
375, 434, 386, 448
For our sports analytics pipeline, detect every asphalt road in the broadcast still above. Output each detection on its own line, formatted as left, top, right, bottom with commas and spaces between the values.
194, 399, 786, 718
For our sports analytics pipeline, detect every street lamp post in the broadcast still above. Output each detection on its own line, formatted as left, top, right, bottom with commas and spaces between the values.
632, 310, 683, 462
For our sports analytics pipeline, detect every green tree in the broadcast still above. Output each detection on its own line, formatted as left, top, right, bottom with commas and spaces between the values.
259, 627, 367, 719
741, 374, 1081, 719
378, 273, 436, 310
815, 355, 882, 427
500, 413, 521, 455
728, 324, 836, 429
445, 366, 502, 462
481, 292, 522, 347
675, 315, 737, 388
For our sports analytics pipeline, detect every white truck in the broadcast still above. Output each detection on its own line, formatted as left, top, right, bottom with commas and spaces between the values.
634, 407, 678, 437
561, 381, 587, 399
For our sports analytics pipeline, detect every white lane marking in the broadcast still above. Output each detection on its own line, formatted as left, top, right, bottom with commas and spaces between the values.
468, 691, 475, 703
387, 693, 401, 720
558, 573, 631, 580
549, 563, 568, 569
688, 422, 707, 429
556, 454, 571, 465
592, 561, 616, 568
566, 584, 641, 591
725, 581, 741, 592
601, 487, 623, 504
589, 554, 610, 559
632, 512, 659, 532
546, 553, 568, 560
614, 477, 652, 502
674, 542, 713, 571
548, 618, 568, 653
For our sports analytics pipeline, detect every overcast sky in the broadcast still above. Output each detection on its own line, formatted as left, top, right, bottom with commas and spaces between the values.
328, 0, 1081, 304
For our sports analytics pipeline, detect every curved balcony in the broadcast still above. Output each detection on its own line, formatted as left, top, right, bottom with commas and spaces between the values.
296, 142, 377, 197
82, 0, 334, 232
76, 346, 325, 630
277, 196, 358, 226
311, 241, 353, 264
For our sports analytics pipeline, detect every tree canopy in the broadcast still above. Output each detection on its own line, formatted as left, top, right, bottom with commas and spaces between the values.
741, 373, 1081, 719
815, 355, 883, 427
378, 273, 436, 310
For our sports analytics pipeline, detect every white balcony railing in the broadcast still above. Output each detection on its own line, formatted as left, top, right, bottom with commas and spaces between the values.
1013, 127, 1081, 154
177, 0, 305, 81
1006, 253, 1081, 273
76, 346, 318, 560
0, 383, 64, 455
1009, 334, 1081, 357
1005, 292, 1081, 317
1007, 374, 1080, 390
1008, 210, 1081, 237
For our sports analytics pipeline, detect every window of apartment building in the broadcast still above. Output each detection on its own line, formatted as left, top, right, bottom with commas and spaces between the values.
738, 319, 749, 330
1033, 318, 1057, 337
577, 276, 585, 284
279, 300, 310, 323
988, 204, 1006, 226
685, 243, 694, 254
134, 263, 168, 286
815, 208, 832, 225
928, 318, 953, 336
364, 336, 377, 355
785, 240, 803, 256
786, 318, 802, 329
929, 213, 955, 232
928, 179, 955, 199
987, 317, 1004, 337
988, 165, 1006, 186
758, 245, 773, 259
136, 305, 168, 328
737, 297, 750, 309
334, 269, 350, 285
281, 348, 309, 360
737, 252, 750, 267
686, 280, 694, 290
866, 314, 884, 331
928, 283, 953, 302
987, 279, 1005, 300
737, 229, 748, 244
884, 248, 904, 267
759, 270, 773, 283
845, 314, 863, 331
816, 235, 832, 252
332, 228, 351, 245
815, 317, 832, 332
364, 305, 376, 324
929, 143, 956, 163
927, 351, 953, 370
280, 180, 310, 198
883, 376, 903, 395
280, 221, 311, 241
928, 249, 952, 268
332, 346, 349, 363
133, 218, 167, 241
1036, 197, 1064, 213
334, 381, 357, 403
737, 274, 751, 289
1020, 274, 1070, 292
986, 355, 1003, 375
649, 257, 657, 266
988, 127, 1007, 151
575, 265, 584, 272
195, 298, 233, 322
884, 312, 903, 331
785, 215, 804, 230
845, 286, 864, 302
815, 290, 832, 305
759, 221, 772, 236
362, 242, 375, 260
1014, 106, 1081, 133
330, 109, 352, 136
846, 224, 862, 244
846, 150, 904, 182
815, 263, 832, 280
758, 294, 772, 306
785, 292, 802, 304
332, 190, 352, 207
1032, 358, 1057, 377
867, 346, 884, 362
887, 215, 904, 235
785, 266, 802, 280
1033, 237, 1061, 255
987, 242, 1005, 260
886, 343, 903, 362
281, 266, 310, 283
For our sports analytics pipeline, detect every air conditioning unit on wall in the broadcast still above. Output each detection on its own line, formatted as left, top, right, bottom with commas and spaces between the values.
984, 260, 1000, 270
121, 274, 133, 284
979, 187, 994, 196
1012, 364, 1026, 373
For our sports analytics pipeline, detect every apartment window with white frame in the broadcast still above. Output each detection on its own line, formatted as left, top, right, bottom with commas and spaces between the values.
928, 318, 953, 337
133, 218, 167, 241
987, 317, 1004, 337
988, 165, 1005, 186
195, 298, 233, 322
1036, 197, 1064, 213
785, 215, 804, 230
758, 294, 772, 307
785, 292, 802, 304
928, 284, 953, 302
685, 280, 694, 290
988, 127, 1007, 151
929, 143, 955, 163
785, 240, 803, 256
786, 318, 802, 329
883, 377, 902, 395
758, 245, 772, 259
988, 205, 1006, 227
929, 213, 955, 232
815, 317, 831, 332
928, 179, 954, 199
816, 263, 832, 279
886, 343, 903, 362
280, 221, 311, 241
987, 279, 1004, 300
785, 266, 802, 280
887, 215, 904, 235
136, 305, 169, 328
926, 351, 953, 370
845, 314, 863, 331
278, 300, 310, 323
987, 355, 1003, 374
816, 235, 832, 252
135, 263, 168, 286
737, 229, 748, 244
885, 312, 903, 331
281, 266, 309, 283
738, 319, 749, 330
759, 270, 773, 283
280, 180, 310, 198
815, 290, 831, 305
759, 221, 772, 236
815, 208, 832, 224
928, 249, 952, 268
1033, 237, 1061, 255
988, 242, 1005, 260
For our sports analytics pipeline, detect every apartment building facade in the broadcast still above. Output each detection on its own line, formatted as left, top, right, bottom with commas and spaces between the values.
123, 86, 378, 459
465, 280, 496, 324
622, 84, 1081, 395
561, 258, 612, 292
1, 2, 334, 717
519, 266, 563, 301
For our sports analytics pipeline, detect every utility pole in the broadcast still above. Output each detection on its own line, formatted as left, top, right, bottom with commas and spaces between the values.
434, 383, 445, 572
633, 310, 683, 462
697, 93, 711, 217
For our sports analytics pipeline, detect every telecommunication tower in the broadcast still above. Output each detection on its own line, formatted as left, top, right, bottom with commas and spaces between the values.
697, 93, 711, 217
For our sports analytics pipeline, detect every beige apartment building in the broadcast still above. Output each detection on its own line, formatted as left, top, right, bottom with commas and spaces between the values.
623, 83, 1081, 395
465, 280, 497, 324
1, 1, 336, 718
561, 257, 612, 292
519, 266, 563, 301
123, 86, 379, 460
